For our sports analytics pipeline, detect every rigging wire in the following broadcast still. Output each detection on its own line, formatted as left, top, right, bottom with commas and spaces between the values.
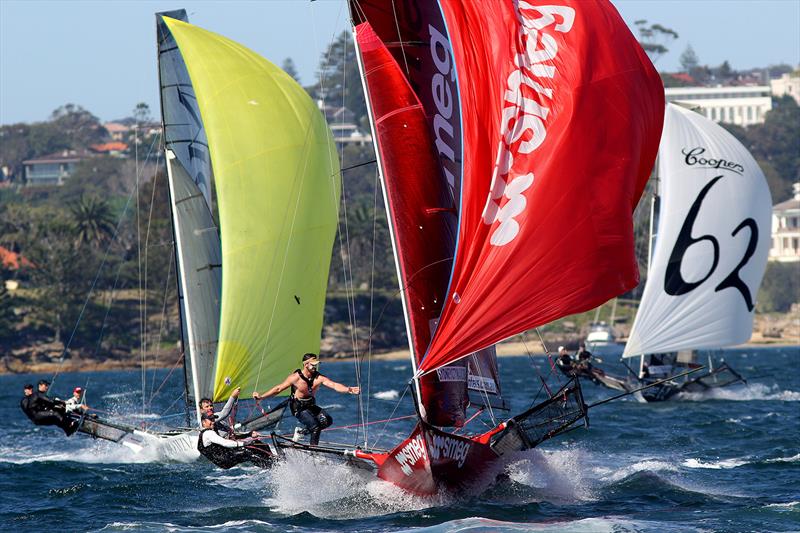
90, 257, 125, 360
141, 147, 163, 401
371, 382, 410, 450
364, 166, 380, 447
136, 124, 145, 418
309, 0, 369, 446
389, 0, 411, 75
147, 240, 176, 403
51, 134, 160, 389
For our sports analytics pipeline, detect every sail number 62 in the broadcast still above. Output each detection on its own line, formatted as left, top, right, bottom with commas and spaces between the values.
664, 175, 758, 311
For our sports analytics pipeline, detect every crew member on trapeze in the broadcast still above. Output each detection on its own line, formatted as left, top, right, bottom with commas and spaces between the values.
19, 381, 80, 436
252, 353, 360, 445
197, 412, 273, 469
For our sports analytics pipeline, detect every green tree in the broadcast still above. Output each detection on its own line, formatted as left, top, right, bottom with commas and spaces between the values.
634, 20, 679, 64
281, 57, 301, 83
132, 102, 152, 125
58, 156, 133, 203
679, 44, 699, 73
0, 265, 18, 353
49, 103, 107, 149
747, 96, 800, 196
757, 262, 800, 312
312, 31, 367, 125
24, 209, 92, 345
70, 195, 116, 248
718, 60, 733, 80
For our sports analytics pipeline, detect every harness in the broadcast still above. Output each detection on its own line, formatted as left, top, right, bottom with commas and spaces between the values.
197, 428, 233, 466
289, 369, 320, 416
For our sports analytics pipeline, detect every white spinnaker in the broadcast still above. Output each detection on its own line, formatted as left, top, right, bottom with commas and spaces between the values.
623, 104, 771, 358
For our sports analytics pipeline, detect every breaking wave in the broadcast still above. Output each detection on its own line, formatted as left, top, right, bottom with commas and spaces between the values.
403, 516, 695, 533
678, 383, 800, 402
505, 448, 596, 502
374, 389, 399, 400
682, 457, 750, 469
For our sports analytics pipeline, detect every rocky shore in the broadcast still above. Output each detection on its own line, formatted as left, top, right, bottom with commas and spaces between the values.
2, 309, 796, 375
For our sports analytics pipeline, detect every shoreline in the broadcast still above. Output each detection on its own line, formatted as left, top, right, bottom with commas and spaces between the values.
2, 339, 797, 375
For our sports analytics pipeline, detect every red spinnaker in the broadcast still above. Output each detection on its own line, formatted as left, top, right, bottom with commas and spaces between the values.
421, 0, 664, 373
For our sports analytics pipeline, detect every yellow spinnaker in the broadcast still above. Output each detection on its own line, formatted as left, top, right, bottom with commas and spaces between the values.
163, 17, 341, 401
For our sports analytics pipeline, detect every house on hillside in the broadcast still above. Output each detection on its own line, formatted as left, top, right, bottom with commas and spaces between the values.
771, 70, 800, 105
0, 245, 31, 291
770, 182, 800, 263
104, 122, 131, 141
316, 100, 372, 147
23, 150, 88, 186
664, 85, 772, 126
90, 142, 129, 157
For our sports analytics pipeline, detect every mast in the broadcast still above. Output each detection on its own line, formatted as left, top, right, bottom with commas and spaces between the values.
641, 153, 660, 376
156, 10, 224, 425
350, 22, 425, 418
155, 13, 192, 426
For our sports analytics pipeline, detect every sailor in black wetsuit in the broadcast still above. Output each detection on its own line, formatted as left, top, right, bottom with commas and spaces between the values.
21, 380, 79, 436
556, 346, 575, 376
253, 353, 360, 446
197, 413, 273, 469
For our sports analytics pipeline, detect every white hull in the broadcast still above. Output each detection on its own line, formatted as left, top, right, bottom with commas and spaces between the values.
121, 430, 200, 462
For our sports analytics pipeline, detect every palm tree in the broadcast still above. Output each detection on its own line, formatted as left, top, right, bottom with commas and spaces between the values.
70, 195, 115, 247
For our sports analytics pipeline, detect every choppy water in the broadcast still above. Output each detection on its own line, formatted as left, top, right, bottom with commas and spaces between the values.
2, 346, 798, 532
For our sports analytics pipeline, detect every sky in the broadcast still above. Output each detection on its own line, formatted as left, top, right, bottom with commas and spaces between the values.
1, 0, 798, 125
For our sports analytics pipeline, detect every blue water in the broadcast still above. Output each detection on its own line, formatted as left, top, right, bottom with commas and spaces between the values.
2, 346, 798, 532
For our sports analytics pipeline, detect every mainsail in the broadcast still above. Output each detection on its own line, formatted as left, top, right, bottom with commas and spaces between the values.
159, 16, 341, 403
623, 104, 772, 357
419, 0, 665, 373
157, 10, 221, 414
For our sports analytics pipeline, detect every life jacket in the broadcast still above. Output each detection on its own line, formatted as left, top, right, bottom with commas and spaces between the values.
198, 429, 240, 469
289, 369, 322, 415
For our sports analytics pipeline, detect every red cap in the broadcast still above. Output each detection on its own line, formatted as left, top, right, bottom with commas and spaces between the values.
73, 387, 83, 394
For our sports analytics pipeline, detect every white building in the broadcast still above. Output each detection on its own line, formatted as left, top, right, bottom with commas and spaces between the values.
770, 182, 800, 263
665, 86, 772, 127
770, 71, 800, 106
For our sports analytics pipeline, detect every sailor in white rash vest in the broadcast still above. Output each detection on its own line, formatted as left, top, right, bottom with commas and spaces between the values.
197, 413, 274, 469
199, 387, 239, 436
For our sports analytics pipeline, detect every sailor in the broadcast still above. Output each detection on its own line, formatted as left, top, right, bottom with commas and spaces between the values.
23, 380, 79, 436
197, 413, 273, 469
556, 346, 574, 375
20, 384, 36, 422
199, 386, 240, 437
64, 387, 89, 413
252, 353, 360, 446
576, 342, 592, 363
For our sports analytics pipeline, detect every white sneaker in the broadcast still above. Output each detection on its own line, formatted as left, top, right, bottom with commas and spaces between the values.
292, 427, 304, 442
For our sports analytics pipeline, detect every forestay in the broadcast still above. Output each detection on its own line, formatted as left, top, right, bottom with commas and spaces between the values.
623, 104, 771, 357
162, 17, 341, 401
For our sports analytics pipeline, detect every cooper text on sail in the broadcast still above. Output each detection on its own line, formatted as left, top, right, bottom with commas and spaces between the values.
682, 147, 745, 174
